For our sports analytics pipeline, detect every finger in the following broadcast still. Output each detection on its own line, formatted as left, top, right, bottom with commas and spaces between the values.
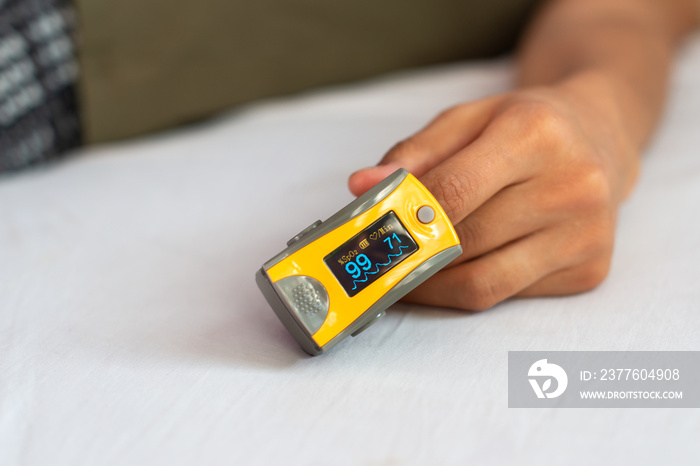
449, 182, 552, 264
348, 163, 403, 196
379, 96, 502, 175
418, 127, 534, 225
516, 258, 612, 297
348, 97, 501, 196
403, 229, 568, 311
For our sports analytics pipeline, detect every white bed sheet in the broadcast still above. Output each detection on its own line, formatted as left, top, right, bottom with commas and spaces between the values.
2, 35, 700, 466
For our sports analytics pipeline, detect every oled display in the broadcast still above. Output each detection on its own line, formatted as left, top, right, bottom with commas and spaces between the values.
324, 211, 418, 297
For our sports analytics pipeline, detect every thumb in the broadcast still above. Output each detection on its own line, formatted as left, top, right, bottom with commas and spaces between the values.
348, 162, 403, 197
348, 97, 501, 197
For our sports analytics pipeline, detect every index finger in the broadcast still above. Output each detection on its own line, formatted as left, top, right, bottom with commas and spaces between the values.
420, 130, 531, 225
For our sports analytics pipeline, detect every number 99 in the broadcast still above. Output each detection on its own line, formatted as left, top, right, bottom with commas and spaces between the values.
345, 254, 372, 279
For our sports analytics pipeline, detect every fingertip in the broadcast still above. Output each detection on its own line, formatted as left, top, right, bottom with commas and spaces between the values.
347, 170, 369, 197
348, 163, 403, 196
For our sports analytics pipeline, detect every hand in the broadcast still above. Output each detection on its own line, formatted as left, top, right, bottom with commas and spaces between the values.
348, 73, 640, 310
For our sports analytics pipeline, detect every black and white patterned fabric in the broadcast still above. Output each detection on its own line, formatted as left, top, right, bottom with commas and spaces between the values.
0, 0, 81, 173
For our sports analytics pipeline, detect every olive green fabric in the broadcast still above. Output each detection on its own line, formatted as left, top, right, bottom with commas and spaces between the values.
75, 0, 542, 143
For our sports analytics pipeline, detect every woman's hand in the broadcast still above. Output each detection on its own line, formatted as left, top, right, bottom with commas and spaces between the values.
348, 72, 640, 310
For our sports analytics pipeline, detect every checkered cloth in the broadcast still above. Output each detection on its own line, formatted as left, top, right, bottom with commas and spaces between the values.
0, 0, 81, 173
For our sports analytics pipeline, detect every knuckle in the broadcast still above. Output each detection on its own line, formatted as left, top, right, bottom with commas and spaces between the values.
563, 219, 614, 263
434, 104, 463, 122
429, 170, 475, 219
384, 137, 426, 164
573, 259, 612, 292
541, 161, 613, 215
457, 266, 502, 311
566, 164, 613, 211
507, 99, 572, 149
580, 166, 613, 207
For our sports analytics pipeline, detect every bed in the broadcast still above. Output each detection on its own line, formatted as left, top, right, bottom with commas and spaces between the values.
1, 33, 699, 466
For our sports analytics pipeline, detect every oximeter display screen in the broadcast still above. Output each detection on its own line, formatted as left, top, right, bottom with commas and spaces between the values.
324, 211, 418, 297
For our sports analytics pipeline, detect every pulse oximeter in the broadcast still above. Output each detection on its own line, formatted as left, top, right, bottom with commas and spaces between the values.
255, 169, 462, 355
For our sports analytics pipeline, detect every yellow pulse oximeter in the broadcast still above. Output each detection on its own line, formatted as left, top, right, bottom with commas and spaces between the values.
255, 169, 461, 355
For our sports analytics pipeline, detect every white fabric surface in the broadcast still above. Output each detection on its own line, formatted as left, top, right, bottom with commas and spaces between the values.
2, 34, 700, 466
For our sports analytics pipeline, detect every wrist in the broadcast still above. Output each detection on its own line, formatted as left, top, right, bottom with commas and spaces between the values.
556, 68, 658, 148
553, 70, 642, 200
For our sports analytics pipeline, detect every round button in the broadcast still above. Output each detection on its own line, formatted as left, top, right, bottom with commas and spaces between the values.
417, 205, 435, 224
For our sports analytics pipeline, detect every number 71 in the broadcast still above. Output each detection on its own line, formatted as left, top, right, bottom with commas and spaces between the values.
383, 233, 402, 249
